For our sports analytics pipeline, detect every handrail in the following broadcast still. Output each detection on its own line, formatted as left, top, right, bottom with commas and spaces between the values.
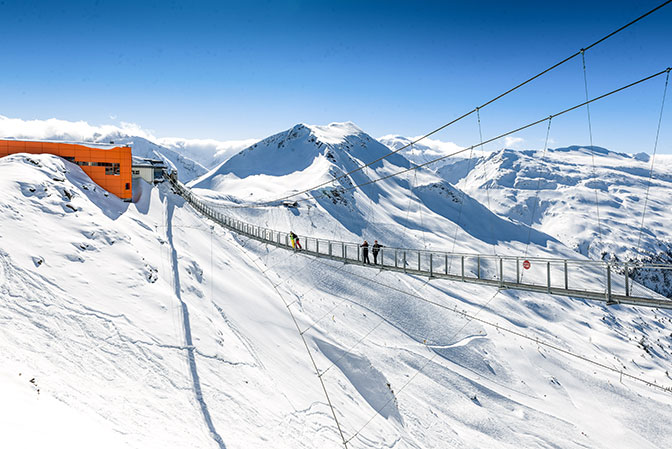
166, 172, 672, 310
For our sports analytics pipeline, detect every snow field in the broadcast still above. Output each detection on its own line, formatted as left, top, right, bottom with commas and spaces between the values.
2, 119, 672, 449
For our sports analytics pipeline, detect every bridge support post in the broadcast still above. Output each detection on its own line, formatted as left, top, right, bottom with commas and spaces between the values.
418, 252, 421, 271
516, 257, 520, 284
329, 242, 332, 257
380, 249, 384, 267
499, 258, 503, 288
403, 252, 407, 273
477, 256, 481, 279
445, 254, 448, 275
547, 262, 551, 293
625, 264, 630, 296
607, 265, 614, 305
564, 260, 568, 290
317, 240, 320, 254
461, 256, 465, 281
395, 250, 398, 268
429, 254, 433, 278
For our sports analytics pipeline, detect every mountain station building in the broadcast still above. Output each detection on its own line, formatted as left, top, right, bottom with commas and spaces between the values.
131, 157, 168, 184
0, 139, 133, 200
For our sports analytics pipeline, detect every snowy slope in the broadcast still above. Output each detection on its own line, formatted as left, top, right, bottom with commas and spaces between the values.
2, 151, 672, 449
448, 146, 672, 296
189, 122, 571, 260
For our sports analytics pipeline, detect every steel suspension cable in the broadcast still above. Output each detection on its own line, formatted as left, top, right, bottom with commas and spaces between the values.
253, 0, 672, 207
636, 69, 670, 254
581, 50, 604, 244
236, 238, 349, 448
476, 108, 498, 255
448, 130, 479, 270
313, 68, 671, 200
524, 117, 554, 257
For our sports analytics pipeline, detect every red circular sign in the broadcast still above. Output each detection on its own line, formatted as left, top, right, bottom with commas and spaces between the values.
522, 260, 531, 270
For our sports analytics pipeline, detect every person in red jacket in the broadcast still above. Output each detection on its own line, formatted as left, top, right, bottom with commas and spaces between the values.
360, 240, 370, 264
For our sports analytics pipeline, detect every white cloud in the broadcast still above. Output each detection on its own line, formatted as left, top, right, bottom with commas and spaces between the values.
0, 115, 258, 167
378, 134, 463, 157
0, 115, 157, 142
503, 136, 524, 148
157, 137, 259, 167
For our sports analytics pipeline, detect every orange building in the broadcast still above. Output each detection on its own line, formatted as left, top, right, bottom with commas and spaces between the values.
0, 139, 133, 200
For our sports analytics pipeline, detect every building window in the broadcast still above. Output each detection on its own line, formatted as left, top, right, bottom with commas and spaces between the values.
132, 169, 140, 175
125, 183, 130, 190
105, 163, 121, 175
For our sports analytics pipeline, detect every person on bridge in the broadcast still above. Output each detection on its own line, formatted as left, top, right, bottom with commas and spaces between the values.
360, 240, 370, 264
295, 235, 302, 250
372, 240, 383, 264
290, 231, 297, 249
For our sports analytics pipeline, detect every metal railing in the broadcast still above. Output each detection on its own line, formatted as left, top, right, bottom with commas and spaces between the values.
167, 174, 672, 310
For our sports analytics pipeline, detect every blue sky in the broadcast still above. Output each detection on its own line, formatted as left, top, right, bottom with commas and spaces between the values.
0, 0, 670, 153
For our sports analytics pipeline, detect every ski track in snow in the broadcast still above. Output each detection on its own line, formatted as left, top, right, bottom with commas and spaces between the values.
164, 199, 227, 449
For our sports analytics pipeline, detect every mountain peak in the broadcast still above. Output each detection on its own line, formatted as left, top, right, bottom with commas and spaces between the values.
303, 121, 366, 144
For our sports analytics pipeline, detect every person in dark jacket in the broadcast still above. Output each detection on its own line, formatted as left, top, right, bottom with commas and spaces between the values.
372, 240, 383, 264
360, 240, 370, 264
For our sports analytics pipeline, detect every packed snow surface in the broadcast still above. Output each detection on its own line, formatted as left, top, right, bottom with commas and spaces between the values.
2, 121, 672, 449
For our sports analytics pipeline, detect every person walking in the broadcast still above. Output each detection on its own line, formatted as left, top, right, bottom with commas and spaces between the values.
289, 231, 297, 249
360, 240, 370, 264
372, 240, 383, 264
295, 235, 302, 250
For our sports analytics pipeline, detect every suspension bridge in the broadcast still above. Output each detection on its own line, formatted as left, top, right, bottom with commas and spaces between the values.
162, 3, 672, 447
157, 0, 672, 317
168, 174, 672, 309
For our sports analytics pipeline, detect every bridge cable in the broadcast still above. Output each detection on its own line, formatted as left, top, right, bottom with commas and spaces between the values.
400, 150, 417, 249
477, 108, 498, 256
235, 235, 350, 448
311, 68, 671, 202
448, 128, 479, 272
636, 69, 670, 255
629, 69, 671, 298
581, 50, 604, 248
203, 67, 669, 217
253, 0, 672, 207
524, 116, 554, 258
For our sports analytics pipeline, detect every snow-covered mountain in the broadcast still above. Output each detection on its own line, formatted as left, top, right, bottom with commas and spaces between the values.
2, 122, 672, 449
189, 122, 572, 258
447, 146, 672, 296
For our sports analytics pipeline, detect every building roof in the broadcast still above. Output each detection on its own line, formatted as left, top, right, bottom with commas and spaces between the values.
0, 138, 130, 150
132, 157, 168, 168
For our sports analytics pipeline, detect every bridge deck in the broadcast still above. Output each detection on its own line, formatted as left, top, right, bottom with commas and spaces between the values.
168, 177, 672, 310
